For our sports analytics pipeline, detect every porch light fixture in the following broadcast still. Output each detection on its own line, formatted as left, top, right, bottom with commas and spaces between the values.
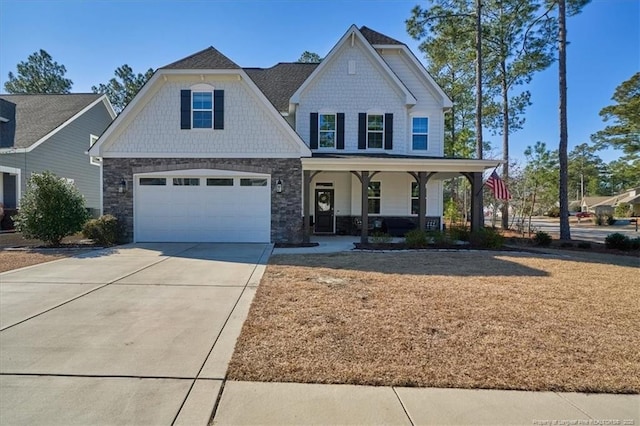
119, 179, 127, 193
275, 179, 283, 193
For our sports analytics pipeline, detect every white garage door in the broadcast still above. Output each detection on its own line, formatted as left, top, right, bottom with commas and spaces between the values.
134, 170, 271, 243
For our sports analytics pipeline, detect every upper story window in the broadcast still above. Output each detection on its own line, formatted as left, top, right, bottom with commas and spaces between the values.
319, 114, 336, 148
192, 92, 213, 128
412, 117, 428, 150
367, 114, 384, 149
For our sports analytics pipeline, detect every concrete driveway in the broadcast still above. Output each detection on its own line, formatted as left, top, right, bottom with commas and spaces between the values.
0, 242, 271, 425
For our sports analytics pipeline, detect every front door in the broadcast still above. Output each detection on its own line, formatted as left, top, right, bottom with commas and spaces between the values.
314, 189, 334, 233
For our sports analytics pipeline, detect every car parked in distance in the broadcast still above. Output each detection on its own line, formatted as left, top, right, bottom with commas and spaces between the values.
576, 212, 594, 218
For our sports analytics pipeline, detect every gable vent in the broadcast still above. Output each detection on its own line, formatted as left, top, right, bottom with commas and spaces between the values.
348, 60, 356, 75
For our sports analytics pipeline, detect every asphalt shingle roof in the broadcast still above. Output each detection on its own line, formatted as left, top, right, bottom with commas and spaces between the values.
0, 93, 102, 149
244, 63, 319, 112
359, 26, 405, 46
161, 47, 241, 70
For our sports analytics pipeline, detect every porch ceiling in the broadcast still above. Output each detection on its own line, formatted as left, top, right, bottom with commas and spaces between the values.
301, 156, 500, 173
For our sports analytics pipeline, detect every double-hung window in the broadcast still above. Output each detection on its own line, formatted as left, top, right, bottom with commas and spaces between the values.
367, 114, 384, 149
319, 114, 336, 148
410, 182, 420, 215
368, 181, 381, 214
192, 92, 213, 128
412, 117, 428, 150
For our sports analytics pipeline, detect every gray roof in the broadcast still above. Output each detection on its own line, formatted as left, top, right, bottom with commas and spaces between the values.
161, 47, 240, 70
0, 93, 102, 149
360, 26, 404, 46
244, 63, 319, 112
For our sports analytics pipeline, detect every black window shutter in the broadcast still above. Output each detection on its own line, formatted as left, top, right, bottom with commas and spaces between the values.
384, 113, 393, 150
358, 113, 366, 149
214, 90, 224, 129
310, 113, 319, 149
336, 113, 345, 150
180, 90, 191, 129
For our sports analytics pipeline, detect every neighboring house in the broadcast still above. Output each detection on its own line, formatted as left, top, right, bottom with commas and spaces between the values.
0, 93, 116, 228
587, 188, 640, 216
89, 25, 497, 244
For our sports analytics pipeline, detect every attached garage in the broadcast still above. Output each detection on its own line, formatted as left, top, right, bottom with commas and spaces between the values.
134, 169, 271, 243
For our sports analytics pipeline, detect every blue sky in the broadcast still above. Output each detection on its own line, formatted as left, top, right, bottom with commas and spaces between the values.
1, 0, 638, 164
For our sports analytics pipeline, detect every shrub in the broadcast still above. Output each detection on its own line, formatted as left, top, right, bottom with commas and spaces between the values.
604, 233, 631, 251
533, 231, 552, 247
13, 172, 89, 246
547, 206, 560, 218
370, 231, 392, 244
560, 242, 573, 248
429, 230, 452, 247
405, 229, 429, 248
592, 215, 603, 226
448, 225, 470, 242
606, 215, 616, 226
82, 214, 120, 246
630, 237, 640, 251
577, 242, 591, 249
469, 227, 504, 249
615, 202, 631, 218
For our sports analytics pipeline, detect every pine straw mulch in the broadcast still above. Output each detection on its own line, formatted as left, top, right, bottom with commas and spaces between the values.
227, 251, 640, 393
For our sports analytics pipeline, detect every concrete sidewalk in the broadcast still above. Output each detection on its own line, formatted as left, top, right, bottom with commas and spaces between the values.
212, 381, 639, 425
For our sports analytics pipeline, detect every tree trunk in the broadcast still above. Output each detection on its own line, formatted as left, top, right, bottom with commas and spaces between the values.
475, 0, 484, 225
501, 59, 510, 230
558, 0, 571, 240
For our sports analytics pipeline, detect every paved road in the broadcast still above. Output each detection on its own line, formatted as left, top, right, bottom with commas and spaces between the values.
0, 243, 271, 425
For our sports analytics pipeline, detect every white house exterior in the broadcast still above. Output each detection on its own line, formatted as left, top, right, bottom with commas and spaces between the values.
90, 25, 496, 243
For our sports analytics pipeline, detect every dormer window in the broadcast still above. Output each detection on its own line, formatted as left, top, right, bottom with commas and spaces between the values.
192, 92, 213, 128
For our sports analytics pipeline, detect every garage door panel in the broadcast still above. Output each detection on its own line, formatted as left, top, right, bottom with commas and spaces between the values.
135, 174, 271, 243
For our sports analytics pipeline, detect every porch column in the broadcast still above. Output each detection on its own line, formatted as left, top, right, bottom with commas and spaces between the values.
303, 170, 311, 243
360, 171, 370, 244
470, 172, 484, 233
418, 171, 427, 231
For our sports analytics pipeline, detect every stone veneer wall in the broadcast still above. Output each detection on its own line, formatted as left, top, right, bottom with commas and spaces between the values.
103, 158, 303, 243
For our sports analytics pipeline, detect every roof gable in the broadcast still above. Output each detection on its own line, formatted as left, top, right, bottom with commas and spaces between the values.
0, 93, 111, 149
290, 25, 416, 108
161, 47, 240, 70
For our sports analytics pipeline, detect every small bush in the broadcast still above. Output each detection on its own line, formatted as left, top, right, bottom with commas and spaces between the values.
370, 231, 392, 244
429, 230, 452, 247
405, 229, 429, 248
82, 214, 120, 246
547, 206, 560, 218
533, 231, 553, 247
577, 242, 591, 249
560, 242, 573, 248
14, 172, 89, 246
592, 215, 603, 226
606, 215, 616, 226
469, 227, 504, 249
448, 225, 470, 242
604, 233, 631, 250
630, 237, 640, 250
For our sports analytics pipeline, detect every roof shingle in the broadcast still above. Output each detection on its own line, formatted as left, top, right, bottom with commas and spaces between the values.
359, 26, 405, 46
161, 47, 240, 70
0, 93, 102, 149
244, 63, 319, 112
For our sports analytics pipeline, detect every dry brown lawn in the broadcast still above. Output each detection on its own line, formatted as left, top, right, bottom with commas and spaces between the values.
0, 250, 68, 273
228, 251, 640, 393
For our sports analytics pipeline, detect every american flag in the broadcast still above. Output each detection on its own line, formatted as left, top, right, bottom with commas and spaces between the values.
486, 171, 511, 200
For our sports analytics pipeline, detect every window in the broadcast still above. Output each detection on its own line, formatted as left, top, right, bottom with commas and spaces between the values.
319, 114, 336, 148
368, 181, 381, 214
207, 178, 234, 186
412, 117, 428, 150
367, 114, 384, 149
411, 182, 420, 215
173, 178, 200, 186
240, 178, 268, 187
140, 178, 166, 186
192, 92, 213, 128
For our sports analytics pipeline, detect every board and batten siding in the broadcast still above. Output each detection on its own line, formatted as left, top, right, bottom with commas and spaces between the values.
0, 101, 112, 211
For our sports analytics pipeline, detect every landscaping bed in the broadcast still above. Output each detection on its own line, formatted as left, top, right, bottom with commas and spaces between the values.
228, 251, 640, 393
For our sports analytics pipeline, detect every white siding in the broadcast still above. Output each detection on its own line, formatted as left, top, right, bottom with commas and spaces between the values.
379, 50, 445, 157
296, 37, 408, 154
105, 79, 302, 157
307, 172, 352, 215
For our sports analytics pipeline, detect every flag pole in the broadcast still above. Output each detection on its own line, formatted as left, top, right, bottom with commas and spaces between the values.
475, 163, 501, 197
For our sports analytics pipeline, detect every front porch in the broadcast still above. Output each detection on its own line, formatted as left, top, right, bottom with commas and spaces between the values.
301, 154, 499, 243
